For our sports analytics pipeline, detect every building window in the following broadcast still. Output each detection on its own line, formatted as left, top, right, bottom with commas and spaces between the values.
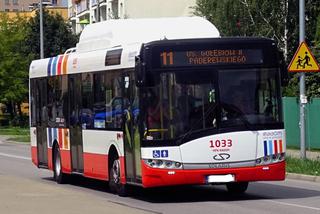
12, 0, 18, 5
5, 9, 10, 12
5, 0, 10, 5
52, 0, 57, 5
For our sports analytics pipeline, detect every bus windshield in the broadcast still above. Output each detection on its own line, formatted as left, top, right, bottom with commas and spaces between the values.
142, 68, 281, 141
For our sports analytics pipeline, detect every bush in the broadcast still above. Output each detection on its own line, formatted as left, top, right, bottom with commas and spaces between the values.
10, 115, 29, 127
0, 114, 10, 126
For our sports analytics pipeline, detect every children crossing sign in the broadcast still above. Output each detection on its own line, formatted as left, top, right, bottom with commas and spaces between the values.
288, 41, 320, 72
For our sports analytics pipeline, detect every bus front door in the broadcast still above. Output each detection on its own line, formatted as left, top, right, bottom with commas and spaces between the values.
69, 75, 84, 173
36, 78, 48, 167
123, 74, 141, 183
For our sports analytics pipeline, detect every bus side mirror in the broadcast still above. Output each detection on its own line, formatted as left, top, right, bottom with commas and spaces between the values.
135, 56, 146, 87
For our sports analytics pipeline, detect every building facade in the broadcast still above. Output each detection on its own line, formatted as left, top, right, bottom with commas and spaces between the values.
0, 0, 64, 12
68, 0, 196, 34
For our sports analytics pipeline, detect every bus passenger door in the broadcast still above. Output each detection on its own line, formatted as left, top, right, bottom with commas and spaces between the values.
123, 74, 141, 183
69, 75, 84, 173
36, 78, 48, 167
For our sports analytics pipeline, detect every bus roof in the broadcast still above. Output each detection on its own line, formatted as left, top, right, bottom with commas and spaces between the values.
29, 17, 220, 78
77, 16, 220, 53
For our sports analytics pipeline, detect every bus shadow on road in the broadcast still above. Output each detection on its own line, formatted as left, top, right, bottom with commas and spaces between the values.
43, 176, 320, 203
130, 182, 320, 203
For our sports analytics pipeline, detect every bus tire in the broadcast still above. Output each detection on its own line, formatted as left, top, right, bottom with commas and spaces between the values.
109, 157, 128, 197
226, 182, 248, 194
53, 145, 68, 184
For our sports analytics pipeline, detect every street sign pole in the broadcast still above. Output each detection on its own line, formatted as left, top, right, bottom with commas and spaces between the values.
299, 0, 306, 159
40, 0, 44, 59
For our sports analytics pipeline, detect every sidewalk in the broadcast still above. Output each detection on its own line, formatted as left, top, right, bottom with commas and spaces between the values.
286, 149, 320, 161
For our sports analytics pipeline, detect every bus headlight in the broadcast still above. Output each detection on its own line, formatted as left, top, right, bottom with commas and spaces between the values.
155, 160, 163, 167
256, 158, 262, 165
165, 161, 173, 168
174, 162, 182, 168
256, 152, 285, 166
144, 159, 183, 169
278, 153, 285, 161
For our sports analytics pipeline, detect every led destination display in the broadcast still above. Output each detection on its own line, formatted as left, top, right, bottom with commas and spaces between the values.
159, 49, 263, 67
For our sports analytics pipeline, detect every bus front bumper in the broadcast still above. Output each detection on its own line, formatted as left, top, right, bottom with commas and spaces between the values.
141, 160, 285, 188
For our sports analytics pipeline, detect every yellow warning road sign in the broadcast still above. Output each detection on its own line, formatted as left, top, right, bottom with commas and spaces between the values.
288, 41, 320, 72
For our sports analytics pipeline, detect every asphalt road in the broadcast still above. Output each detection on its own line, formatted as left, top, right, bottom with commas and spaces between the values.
0, 139, 320, 214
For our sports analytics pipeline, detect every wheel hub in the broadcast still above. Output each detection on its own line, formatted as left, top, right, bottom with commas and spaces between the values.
55, 153, 61, 177
112, 160, 120, 184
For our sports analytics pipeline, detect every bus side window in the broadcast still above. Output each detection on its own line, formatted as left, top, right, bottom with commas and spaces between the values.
81, 73, 93, 129
47, 76, 67, 127
111, 75, 124, 129
30, 79, 37, 127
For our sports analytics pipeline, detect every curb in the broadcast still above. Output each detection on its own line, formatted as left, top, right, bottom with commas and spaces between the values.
286, 172, 320, 183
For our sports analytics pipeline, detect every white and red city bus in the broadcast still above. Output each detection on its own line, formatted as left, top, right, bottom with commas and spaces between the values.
29, 17, 286, 196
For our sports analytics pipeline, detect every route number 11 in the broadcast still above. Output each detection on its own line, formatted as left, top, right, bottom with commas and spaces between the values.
160, 51, 174, 66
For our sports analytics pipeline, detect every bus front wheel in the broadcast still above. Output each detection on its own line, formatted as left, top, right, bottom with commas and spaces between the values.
109, 157, 128, 197
53, 145, 68, 184
226, 182, 248, 194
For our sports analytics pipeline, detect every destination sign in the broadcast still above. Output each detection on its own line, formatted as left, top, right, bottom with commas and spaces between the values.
159, 49, 263, 67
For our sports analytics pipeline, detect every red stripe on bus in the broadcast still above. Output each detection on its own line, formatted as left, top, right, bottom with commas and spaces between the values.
141, 160, 285, 188
274, 140, 278, 154
31, 146, 38, 166
60, 150, 71, 173
119, 156, 126, 184
62, 54, 69, 74
57, 55, 63, 75
279, 140, 283, 153
83, 152, 108, 181
47, 148, 53, 170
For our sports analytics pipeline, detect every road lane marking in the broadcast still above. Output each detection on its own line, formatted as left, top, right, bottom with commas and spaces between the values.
108, 200, 162, 214
0, 152, 31, 160
269, 200, 320, 211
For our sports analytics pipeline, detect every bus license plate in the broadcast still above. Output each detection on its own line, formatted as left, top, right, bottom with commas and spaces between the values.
207, 174, 235, 183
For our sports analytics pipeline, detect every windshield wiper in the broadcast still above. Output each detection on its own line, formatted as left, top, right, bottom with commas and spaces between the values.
178, 103, 253, 144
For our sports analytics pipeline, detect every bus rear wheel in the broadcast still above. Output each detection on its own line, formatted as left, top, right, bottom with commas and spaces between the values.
53, 145, 68, 184
109, 157, 128, 197
226, 182, 248, 194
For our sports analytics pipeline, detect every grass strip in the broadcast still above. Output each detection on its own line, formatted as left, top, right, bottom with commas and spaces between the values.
0, 127, 29, 136
286, 156, 320, 176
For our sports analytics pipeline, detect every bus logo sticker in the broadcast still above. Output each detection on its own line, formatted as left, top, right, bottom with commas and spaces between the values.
213, 153, 230, 161
161, 150, 169, 158
153, 150, 160, 158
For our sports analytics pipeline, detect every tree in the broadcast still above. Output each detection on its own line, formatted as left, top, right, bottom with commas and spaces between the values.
0, 10, 78, 126
26, 9, 78, 58
0, 14, 31, 123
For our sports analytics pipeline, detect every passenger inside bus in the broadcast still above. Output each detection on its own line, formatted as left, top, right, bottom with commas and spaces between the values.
145, 88, 169, 139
